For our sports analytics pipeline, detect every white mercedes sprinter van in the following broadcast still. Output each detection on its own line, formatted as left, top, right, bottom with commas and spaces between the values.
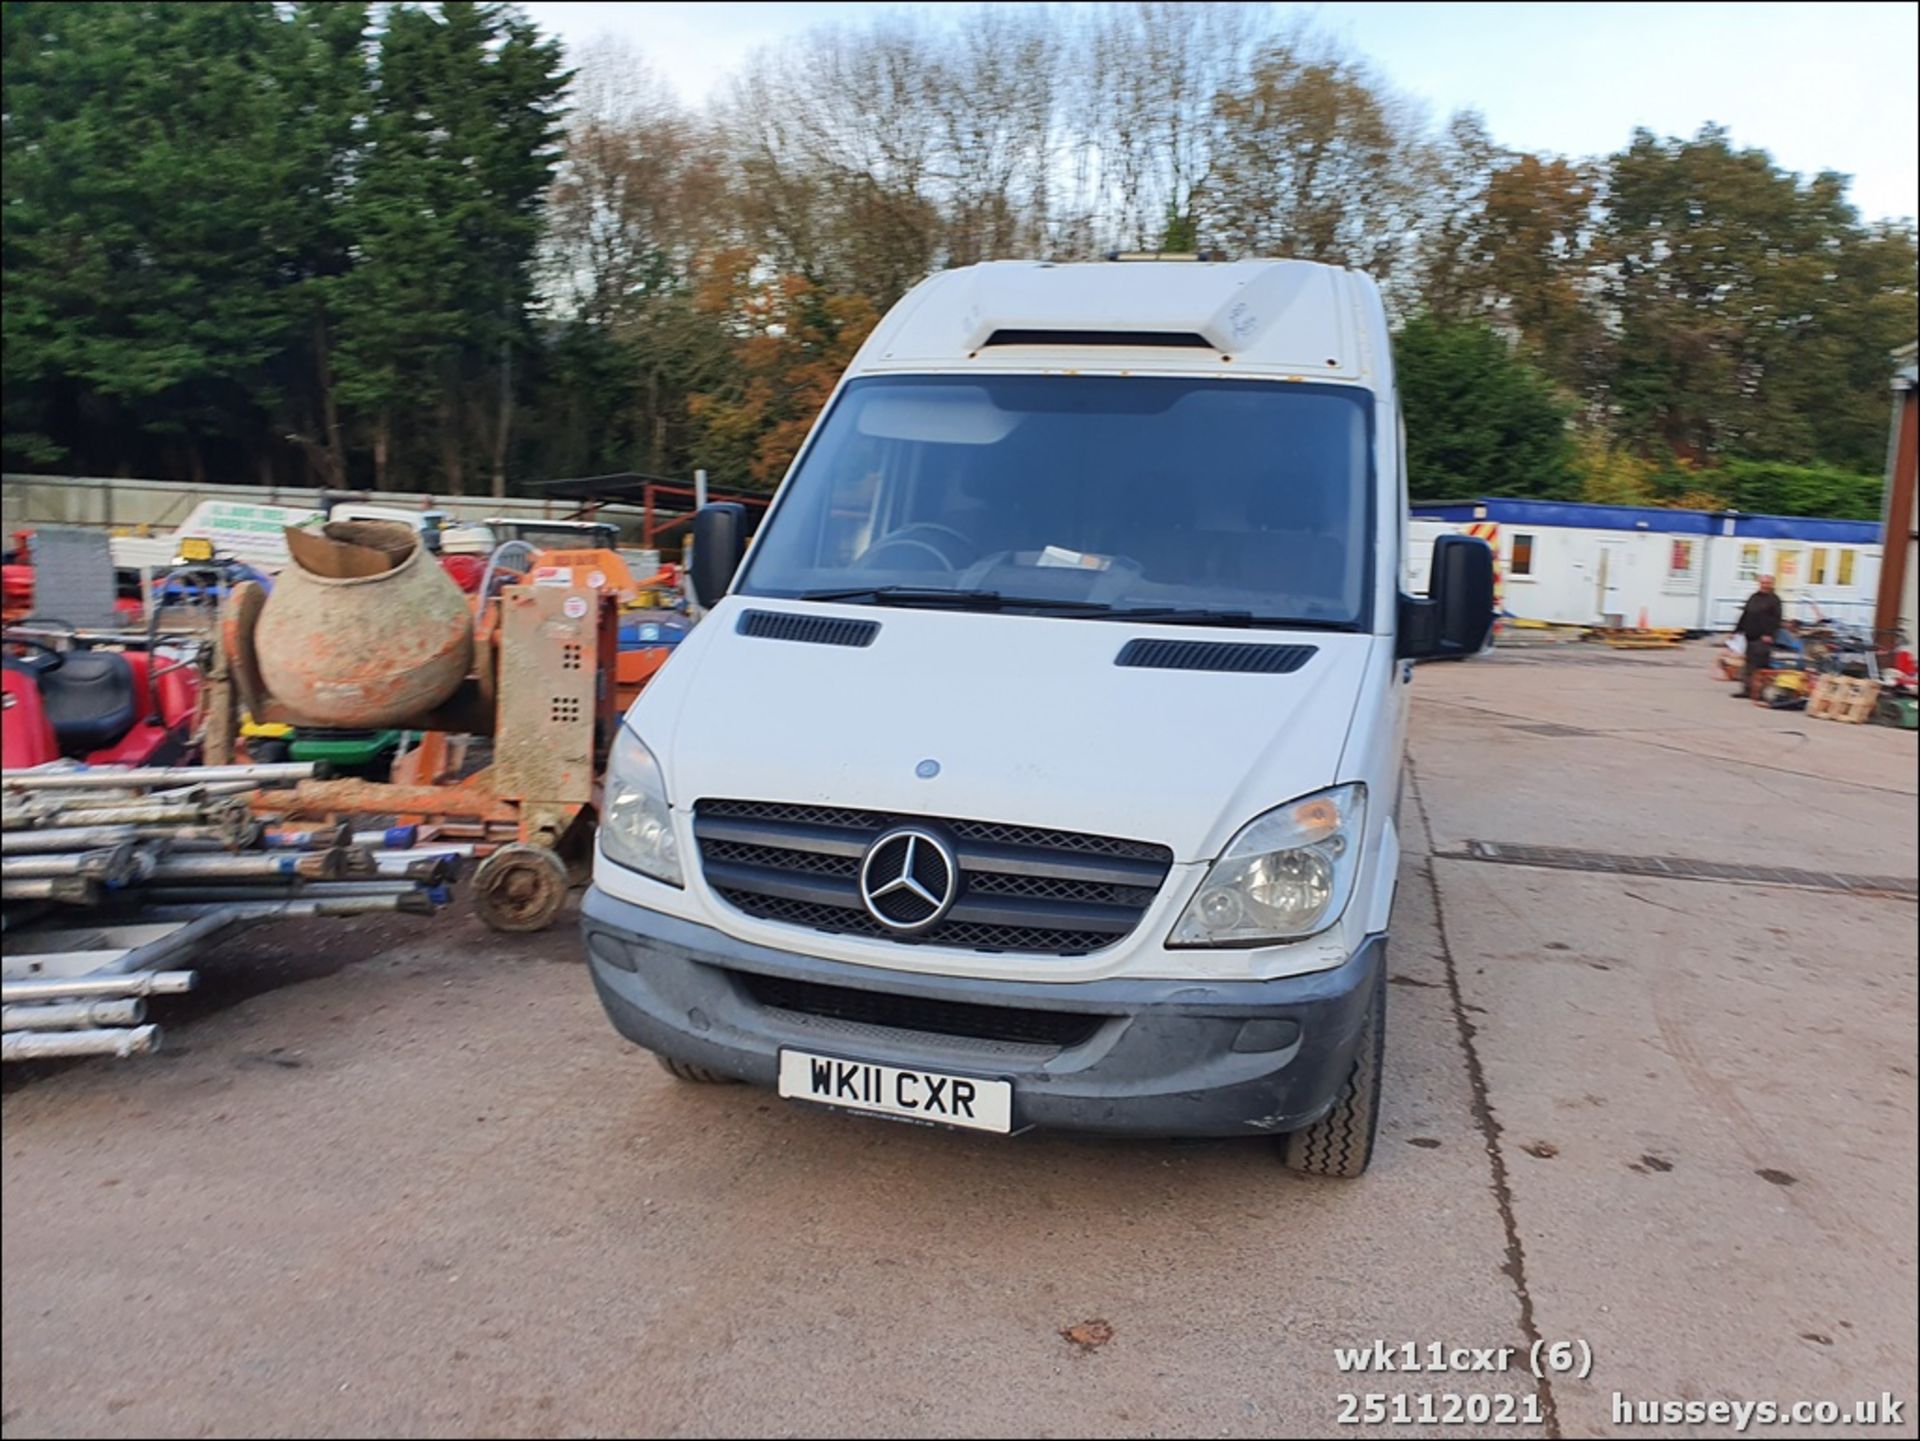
583, 258, 1492, 1176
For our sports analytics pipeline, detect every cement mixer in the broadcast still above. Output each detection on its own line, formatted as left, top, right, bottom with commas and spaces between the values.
254, 521, 474, 727
214, 521, 617, 931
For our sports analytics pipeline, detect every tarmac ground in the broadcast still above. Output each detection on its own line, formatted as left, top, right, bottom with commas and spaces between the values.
4, 641, 1915, 1438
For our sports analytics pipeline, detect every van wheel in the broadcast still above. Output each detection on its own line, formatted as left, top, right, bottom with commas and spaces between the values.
1279, 964, 1384, 1178
654, 1054, 740, 1085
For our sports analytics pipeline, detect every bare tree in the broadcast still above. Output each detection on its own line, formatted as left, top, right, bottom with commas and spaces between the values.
533, 40, 739, 472
1073, 2, 1260, 251
721, 19, 943, 306
542, 39, 722, 327
927, 6, 1064, 266
1206, 29, 1427, 282
1411, 110, 1506, 320
576, 5, 1455, 317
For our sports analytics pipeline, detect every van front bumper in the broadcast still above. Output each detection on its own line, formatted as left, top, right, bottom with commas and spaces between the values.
581, 887, 1384, 1139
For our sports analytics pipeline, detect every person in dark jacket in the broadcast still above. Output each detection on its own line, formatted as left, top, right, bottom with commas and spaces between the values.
1734, 575, 1783, 698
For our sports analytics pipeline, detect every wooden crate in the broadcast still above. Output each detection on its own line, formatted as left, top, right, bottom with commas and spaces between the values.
1807, 674, 1881, 724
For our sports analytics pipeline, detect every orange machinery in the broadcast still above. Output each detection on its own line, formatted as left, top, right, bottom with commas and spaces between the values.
218, 524, 627, 932
481, 519, 685, 710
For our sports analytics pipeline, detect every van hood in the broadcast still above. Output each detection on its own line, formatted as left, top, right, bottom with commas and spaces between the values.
632, 598, 1380, 863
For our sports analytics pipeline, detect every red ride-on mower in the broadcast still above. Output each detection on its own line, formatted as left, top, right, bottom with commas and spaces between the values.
1, 634, 202, 770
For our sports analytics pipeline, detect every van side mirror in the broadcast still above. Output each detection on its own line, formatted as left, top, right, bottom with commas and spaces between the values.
688, 503, 748, 609
1398, 533, 1495, 661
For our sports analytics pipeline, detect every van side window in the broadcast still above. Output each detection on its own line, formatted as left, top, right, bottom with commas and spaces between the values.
1510, 533, 1535, 576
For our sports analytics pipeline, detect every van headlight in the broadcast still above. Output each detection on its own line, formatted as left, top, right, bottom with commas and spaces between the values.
1170, 784, 1366, 946
599, 728, 682, 886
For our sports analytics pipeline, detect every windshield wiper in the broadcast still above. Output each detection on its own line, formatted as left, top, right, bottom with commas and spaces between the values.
797, 586, 1109, 613
1066, 606, 1362, 631
794, 588, 1356, 630
797, 586, 1009, 609
1098, 606, 1255, 626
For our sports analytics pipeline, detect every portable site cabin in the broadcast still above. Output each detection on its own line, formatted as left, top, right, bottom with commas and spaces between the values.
1409, 497, 1881, 633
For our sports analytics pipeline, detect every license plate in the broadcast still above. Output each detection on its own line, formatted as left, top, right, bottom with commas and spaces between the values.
777, 1049, 1012, 1134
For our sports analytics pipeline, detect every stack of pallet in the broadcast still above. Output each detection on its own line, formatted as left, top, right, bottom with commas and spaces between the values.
1806, 675, 1882, 724
1595, 626, 1687, 650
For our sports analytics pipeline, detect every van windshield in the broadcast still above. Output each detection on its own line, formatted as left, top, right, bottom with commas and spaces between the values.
736, 374, 1373, 629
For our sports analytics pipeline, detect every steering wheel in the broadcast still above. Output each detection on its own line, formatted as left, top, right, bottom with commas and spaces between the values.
855, 523, 979, 574
3, 635, 65, 675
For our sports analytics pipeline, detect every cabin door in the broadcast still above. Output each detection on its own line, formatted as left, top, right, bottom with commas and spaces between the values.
1595, 543, 1627, 624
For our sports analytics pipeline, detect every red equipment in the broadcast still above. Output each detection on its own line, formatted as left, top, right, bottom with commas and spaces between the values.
1, 562, 32, 624
439, 552, 485, 594
1889, 646, 1919, 696
1, 639, 201, 770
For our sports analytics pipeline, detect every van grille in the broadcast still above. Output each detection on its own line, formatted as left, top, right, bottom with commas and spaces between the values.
739, 972, 1103, 1048
694, 799, 1173, 956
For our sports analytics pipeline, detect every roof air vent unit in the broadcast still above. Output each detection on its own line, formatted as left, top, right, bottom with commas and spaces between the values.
982, 329, 1214, 350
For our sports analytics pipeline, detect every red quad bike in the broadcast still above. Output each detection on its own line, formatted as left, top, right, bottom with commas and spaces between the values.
1, 634, 202, 769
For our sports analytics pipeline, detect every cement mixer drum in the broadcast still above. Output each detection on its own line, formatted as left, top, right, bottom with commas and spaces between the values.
255, 521, 474, 728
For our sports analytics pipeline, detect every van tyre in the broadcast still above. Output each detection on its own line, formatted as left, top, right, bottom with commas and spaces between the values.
654, 1054, 740, 1085
1279, 964, 1384, 1178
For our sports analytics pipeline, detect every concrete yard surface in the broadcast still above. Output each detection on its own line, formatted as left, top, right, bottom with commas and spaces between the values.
3, 641, 1916, 1438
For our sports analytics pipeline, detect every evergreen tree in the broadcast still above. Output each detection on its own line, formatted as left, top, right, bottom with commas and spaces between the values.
3, 2, 311, 478
328, 3, 565, 492
1395, 316, 1577, 501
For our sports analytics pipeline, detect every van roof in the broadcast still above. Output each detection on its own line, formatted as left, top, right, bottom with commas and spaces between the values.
848, 258, 1385, 384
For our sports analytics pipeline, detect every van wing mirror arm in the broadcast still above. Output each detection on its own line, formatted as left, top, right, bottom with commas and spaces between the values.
1396, 593, 1439, 660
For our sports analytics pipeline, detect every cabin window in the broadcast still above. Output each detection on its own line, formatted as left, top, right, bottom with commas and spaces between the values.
1736, 544, 1761, 583
1837, 548, 1856, 586
1509, 533, 1535, 576
1668, 539, 1697, 579
1809, 548, 1828, 585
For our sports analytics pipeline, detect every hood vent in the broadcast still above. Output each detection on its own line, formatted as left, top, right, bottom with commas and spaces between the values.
983, 328, 1214, 350
737, 609, 880, 648
1115, 638, 1317, 674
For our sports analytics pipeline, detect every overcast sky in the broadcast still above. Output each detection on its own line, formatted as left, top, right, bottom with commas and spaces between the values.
518, 1, 1919, 223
